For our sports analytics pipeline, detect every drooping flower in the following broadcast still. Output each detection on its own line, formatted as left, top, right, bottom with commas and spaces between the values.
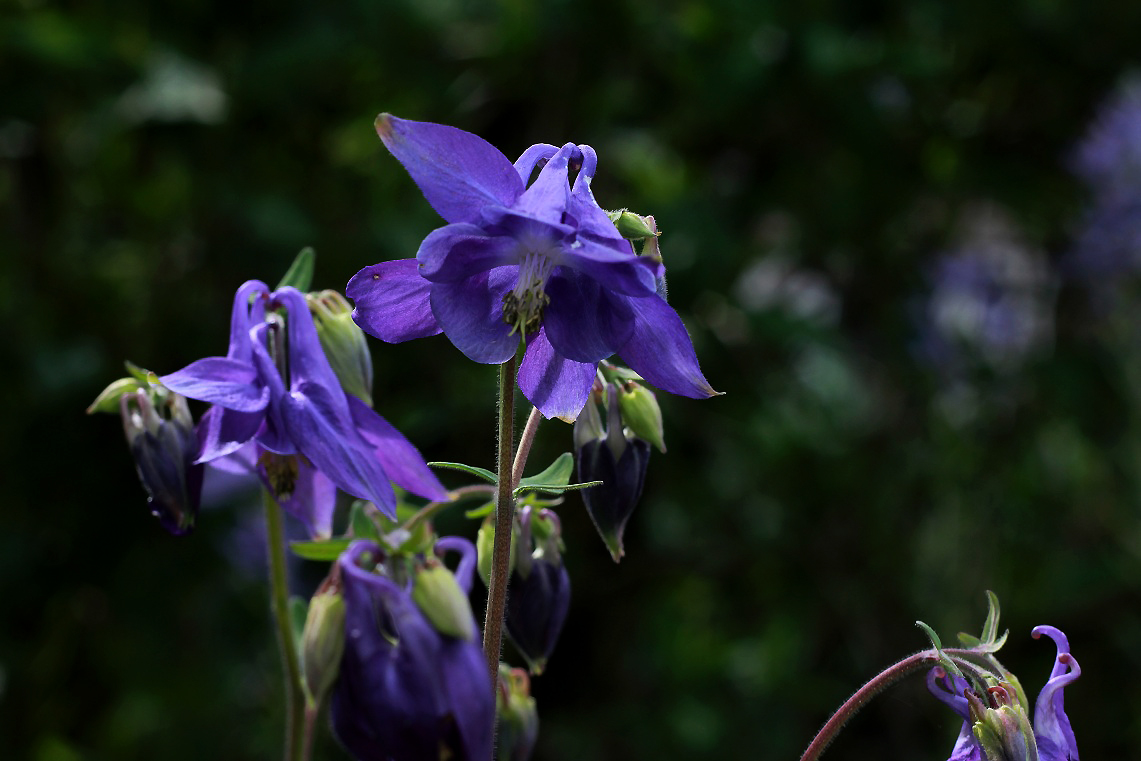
331, 538, 493, 761
927, 626, 1080, 761
160, 280, 446, 532
347, 114, 717, 419
502, 507, 570, 675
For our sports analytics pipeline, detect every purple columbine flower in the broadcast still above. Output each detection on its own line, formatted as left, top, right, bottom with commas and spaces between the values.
346, 114, 718, 419
927, 626, 1080, 761
160, 280, 447, 533
331, 539, 493, 761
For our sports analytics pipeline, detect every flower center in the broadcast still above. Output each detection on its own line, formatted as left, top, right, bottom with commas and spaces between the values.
259, 451, 300, 500
502, 252, 555, 337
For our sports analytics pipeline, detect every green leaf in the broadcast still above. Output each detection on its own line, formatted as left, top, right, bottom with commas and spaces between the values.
428, 461, 497, 484
349, 501, 381, 542
513, 480, 602, 497
464, 502, 495, 519
981, 590, 1001, 643
915, 619, 943, 651
277, 247, 316, 292
518, 453, 573, 489
86, 376, 144, 414
290, 538, 352, 561
289, 595, 308, 654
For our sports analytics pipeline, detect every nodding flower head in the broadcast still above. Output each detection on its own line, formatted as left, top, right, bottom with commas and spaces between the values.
927, 626, 1080, 761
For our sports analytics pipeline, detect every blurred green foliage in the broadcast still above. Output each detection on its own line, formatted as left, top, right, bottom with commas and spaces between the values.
4, 0, 1141, 758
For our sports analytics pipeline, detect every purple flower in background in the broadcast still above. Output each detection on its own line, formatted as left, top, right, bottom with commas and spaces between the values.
161, 280, 446, 532
927, 626, 1080, 761
347, 114, 717, 419
331, 539, 493, 761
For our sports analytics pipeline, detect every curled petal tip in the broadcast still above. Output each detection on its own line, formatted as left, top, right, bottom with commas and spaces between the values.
1031, 625, 1071, 653
374, 112, 394, 139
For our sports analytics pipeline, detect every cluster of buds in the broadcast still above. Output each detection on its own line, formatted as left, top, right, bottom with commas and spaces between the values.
573, 370, 664, 561
88, 365, 203, 534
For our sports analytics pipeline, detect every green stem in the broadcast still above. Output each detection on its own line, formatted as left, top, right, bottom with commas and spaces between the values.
799, 648, 980, 761
511, 406, 543, 488
264, 490, 305, 761
482, 356, 517, 688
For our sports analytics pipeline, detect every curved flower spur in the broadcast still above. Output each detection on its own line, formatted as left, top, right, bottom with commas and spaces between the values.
347, 115, 719, 419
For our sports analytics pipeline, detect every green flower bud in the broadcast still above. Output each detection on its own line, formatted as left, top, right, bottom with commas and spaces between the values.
617, 381, 666, 452
968, 684, 1036, 761
607, 209, 659, 241
496, 665, 539, 761
476, 514, 515, 588
87, 376, 145, 415
411, 561, 477, 642
307, 289, 374, 406
301, 578, 346, 707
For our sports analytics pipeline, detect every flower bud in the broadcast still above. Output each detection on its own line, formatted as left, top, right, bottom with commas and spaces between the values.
477, 513, 515, 587
575, 386, 651, 562
412, 561, 478, 642
617, 381, 666, 452
504, 508, 570, 675
968, 685, 1036, 761
300, 575, 346, 707
496, 665, 539, 761
308, 289, 374, 406
117, 384, 203, 534
607, 209, 659, 241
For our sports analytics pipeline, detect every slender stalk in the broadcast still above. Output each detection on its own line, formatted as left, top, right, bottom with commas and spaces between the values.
403, 484, 496, 532
799, 648, 979, 761
511, 405, 543, 488
300, 704, 318, 761
264, 490, 304, 761
483, 357, 517, 687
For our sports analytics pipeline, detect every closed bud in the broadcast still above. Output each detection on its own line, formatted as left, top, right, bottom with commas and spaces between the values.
308, 289, 374, 406
617, 381, 666, 452
412, 561, 478, 642
476, 514, 515, 588
115, 380, 203, 535
301, 575, 346, 707
575, 386, 651, 562
607, 209, 659, 241
496, 665, 539, 761
504, 508, 570, 675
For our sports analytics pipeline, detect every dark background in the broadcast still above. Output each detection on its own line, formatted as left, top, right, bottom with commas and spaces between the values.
4, 0, 1141, 758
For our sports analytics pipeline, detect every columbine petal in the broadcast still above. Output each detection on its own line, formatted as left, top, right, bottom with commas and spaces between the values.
517, 327, 596, 419
1032, 626, 1080, 761
347, 259, 442, 344
161, 357, 269, 412
429, 268, 519, 364
277, 288, 348, 398
560, 237, 660, 296
376, 113, 523, 225
513, 143, 559, 183
543, 271, 634, 363
347, 395, 449, 502
513, 143, 575, 225
618, 295, 719, 399
194, 405, 265, 463
416, 223, 520, 282
226, 280, 270, 361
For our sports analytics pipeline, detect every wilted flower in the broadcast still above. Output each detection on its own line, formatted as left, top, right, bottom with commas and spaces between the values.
927, 626, 1080, 761
574, 384, 651, 561
331, 539, 493, 761
160, 281, 446, 532
347, 114, 717, 419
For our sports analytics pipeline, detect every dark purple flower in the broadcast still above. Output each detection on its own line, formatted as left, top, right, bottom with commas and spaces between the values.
503, 508, 570, 675
927, 626, 1080, 761
331, 539, 493, 761
161, 280, 446, 531
347, 114, 717, 419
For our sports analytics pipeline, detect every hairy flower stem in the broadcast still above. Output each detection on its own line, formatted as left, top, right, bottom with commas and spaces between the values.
483, 356, 518, 689
511, 406, 543, 488
264, 490, 305, 761
798, 648, 981, 761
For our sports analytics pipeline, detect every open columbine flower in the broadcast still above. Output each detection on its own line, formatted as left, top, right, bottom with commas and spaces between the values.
927, 626, 1080, 761
160, 280, 446, 532
347, 114, 718, 419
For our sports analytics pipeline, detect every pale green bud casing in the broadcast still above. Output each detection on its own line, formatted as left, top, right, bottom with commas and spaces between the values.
301, 583, 347, 708
617, 382, 666, 452
308, 289, 374, 406
477, 515, 516, 587
411, 563, 477, 642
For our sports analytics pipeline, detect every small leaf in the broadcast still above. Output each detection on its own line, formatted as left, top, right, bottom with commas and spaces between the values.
87, 377, 144, 414
916, 620, 944, 651
277, 247, 316, 292
464, 502, 495, 519
428, 461, 497, 484
290, 538, 352, 561
981, 590, 1001, 643
349, 501, 381, 542
518, 453, 573, 490
514, 480, 602, 497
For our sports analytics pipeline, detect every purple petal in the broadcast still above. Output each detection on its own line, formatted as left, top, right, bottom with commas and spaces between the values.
434, 536, 478, 594
347, 395, 449, 502
513, 143, 576, 225
561, 236, 661, 296
281, 381, 398, 518
161, 357, 269, 412
1032, 626, 1081, 760
226, 280, 270, 361
517, 327, 597, 419
347, 259, 442, 343
247, 324, 296, 455
618, 295, 720, 399
194, 405, 265, 463
375, 114, 523, 225
429, 268, 519, 364
276, 288, 348, 398
416, 223, 520, 282
513, 143, 559, 183
543, 270, 635, 363
260, 456, 338, 539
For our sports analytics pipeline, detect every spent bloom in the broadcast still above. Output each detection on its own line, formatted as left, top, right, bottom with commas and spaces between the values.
160, 280, 446, 534
927, 626, 1080, 761
331, 538, 493, 761
347, 114, 717, 419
